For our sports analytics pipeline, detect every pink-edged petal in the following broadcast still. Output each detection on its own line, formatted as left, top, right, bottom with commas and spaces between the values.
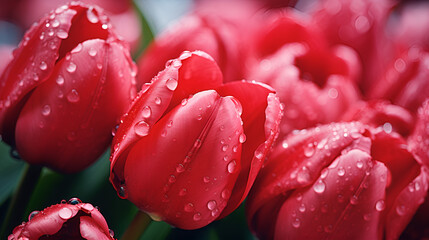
410, 99, 429, 167
110, 51, 222, 190
23, 204, 80, 239
246, 122, 368, 233
216, 81, 282, 217
342, 100, 415, 137
385, 167, 429, 240
275, 149, 387, 240
80, 216, 112, 240
0, 7, 75, 144
124, 90, 243, 229
15, 38, 135, 173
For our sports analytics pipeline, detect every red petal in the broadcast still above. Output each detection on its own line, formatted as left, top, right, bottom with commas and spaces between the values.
275, 149, 387, 240
216, 81, 282, 217
15, 39, 135, 173
110, 51, 222, 189
410, 99, 429, 167
124, 90, 243, 229
80, 216, 111, 240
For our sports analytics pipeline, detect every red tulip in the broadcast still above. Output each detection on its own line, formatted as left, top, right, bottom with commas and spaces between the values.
246, 10, 360, 138
136, 1, 255, 88
110, 50, 282, 229
246, 122, 428, 240
409, 99, 429, 168
0, 2, 137, 173
309, 0, 394, 94
12, 0, 141, 52
8, 198, 115, 240
0, 45, 14, 76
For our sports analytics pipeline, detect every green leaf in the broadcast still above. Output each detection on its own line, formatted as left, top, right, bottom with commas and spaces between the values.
132, 0, 155, 60
0, 142, 25, 207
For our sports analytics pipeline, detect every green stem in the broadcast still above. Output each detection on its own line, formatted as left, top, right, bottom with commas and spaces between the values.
121, 210, 152, 240
0, 164, 43, 239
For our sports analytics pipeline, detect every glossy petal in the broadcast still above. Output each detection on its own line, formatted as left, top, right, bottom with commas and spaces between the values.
216, 81, 282, 217
80, 216, 111, 240
124, 90, 243, 229
15, 39, 135, 173
110, 51, 222, 189
275, 149, 387, 240
409, 99, 429, 167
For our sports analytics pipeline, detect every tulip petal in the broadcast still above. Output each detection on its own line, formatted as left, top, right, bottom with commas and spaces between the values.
0, 7, 75, 144
385, 167, 429, 240
15, 38, 135, 173
274, 149, 387, 240
216, 81, 282, 217
80, 216, 111, 240
110, 51, 222, 189
409, 99, 429, 167
124, 90, 243, 229
247, 122, 367, 229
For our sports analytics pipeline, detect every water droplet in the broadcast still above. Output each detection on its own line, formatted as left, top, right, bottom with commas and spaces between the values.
232, 145, 239, 153
176, 164, 185, 173
29, 211, 39, 221
58, 207, 73, 219
350, 195, 359, 205
184, 203, 194, 212
155, 97, 162, 105
96, 63, 102, 69
304, 143, 315, 157
56, 30, 68, 39
396, 205, 406, 216
119, 185, 128, 198
194, 139, 202, 148
356, 160, 363, 169
67, 89, 80, 103
68, 197, 82, 205
181, 98, 188, 106
282, 140, 289, 148
42, 105, 51, 116
166, 78, 178, 91
221, 189, 231, 200
134, 121, 150, 137
227, 160, 237, 173
375, 200, 385, 211
109, 229, 115, 238
394, 58, 406, 73
292, 218, 301, 228
67, 62, 76, 73
298, 203, 306, 213
231, 97, 243, 116
313, 180, 326, 194
193, 212, 201, 221
383, 122, 392, 134
40, 61, 47, 70
56, 75, 64, 85
196, 114, 202, 121
239, 133, 246, 143
148, 213, 162, 221
88, 48, 97, 57
33, 73, 39, 81
203, 176, 210, 183
207, 200, 217, 210
328, 88, 338, 99
221, 144, 229, 152
142, 106, 152, 119
173, 60, 182, 68
179, 188, 187, 196
86, 8, 99, 23
51, 19, 60, 28
337, 167, 345, 176
297, 167, 310, 184
9, 148, 20, 160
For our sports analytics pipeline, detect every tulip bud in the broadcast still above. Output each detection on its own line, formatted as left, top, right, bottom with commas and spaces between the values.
8, 198, 115, 240
246, 122, 428, 240
0, 2, 137, 173
110, 51, 282, 229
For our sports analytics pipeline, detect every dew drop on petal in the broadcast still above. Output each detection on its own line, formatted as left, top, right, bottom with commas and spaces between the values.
292, 218, 301, 228
51, 19, 60, 28
56, 30, 68, 39
42, 105, 51, 116
155, 97, 162, 105
56, 75, 64, 85
313, 180, 326, 194
28, 211, 39, 221
304, 143, 315, 157
221, 189, 231, 200
207, 200, 217, 210
134, 121, 150, 137
337, 167, 345, 176
356, 160, 363, 169
221, 144, 228, 152
227, 160, 237, 173
67, 89, 80, 103
67, 62, 76, 73
239, 133, 246, 143
203, 176, 210, 183
142, 106, 152, 119
375, 200, 385, 211
193, 212, 201, 221
176, 164, 185, 173
179, 188, 187, 196
88, 48, 97, 57
58, 207, 73, 220
184, 203, 194, 212
396, 205, 406, 216
166, 78, 178, 91
86, 8, 99, 23
39, 61, 47, 70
